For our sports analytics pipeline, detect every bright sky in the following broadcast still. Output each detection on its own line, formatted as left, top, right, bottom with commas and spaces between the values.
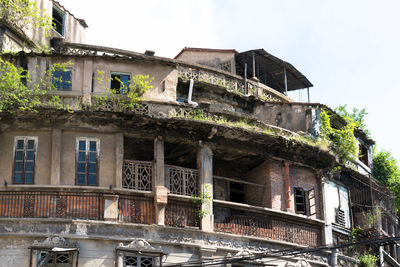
63, 0, 400, 163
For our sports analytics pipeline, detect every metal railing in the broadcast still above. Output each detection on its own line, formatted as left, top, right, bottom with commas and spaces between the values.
165, 198, 200, 228
165, 164, 198, 196
118, 194, 154, 224
214, 202, 322, 246
0, 191, 104, 220
123, 160, 153, 191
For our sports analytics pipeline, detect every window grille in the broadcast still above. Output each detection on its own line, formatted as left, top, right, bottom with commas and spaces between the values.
76, 138, 99, 186
13, 137, 37, 184
124, 255, 154, 267
37, 251, 72, 267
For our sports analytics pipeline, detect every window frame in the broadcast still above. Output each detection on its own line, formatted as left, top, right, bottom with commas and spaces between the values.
52, 67, 72, 91
37, 250, 73, 267
75, 137, 100, 186
123, 253, 154, 267
12, 136, 38, 184
110, 72, 131, 94
294, 187, 308, 215
52, 5, 66, 37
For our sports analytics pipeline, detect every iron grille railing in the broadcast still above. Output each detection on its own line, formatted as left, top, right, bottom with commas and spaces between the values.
213, 203, 322, 246
123, 160, 153, 191
165, 198, 200, 228
0, 191, 104, 220
118, 194, 155, 224
165, 165, 198, 196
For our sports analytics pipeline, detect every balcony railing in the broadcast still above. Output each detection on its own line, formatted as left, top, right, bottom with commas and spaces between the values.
165, 197, 200, 228
123, 160, 153, 191
0, 188, 155, 225
0, 190, 104, 220
165, 164, 198, 196
214, 201, 323, 247
118, 194, 155, 224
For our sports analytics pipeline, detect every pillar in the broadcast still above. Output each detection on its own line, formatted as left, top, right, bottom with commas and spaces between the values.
115, 133, 123, 188
104, 194, 119, 221
197, 142, 213, 232
284, 161, 291, 211
154, 136, 167, 225
50, 129, 61, 185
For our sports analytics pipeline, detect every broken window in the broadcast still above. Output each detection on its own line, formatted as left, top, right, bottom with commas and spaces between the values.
37, 251, 72, 267
324, 181, 351, 228
111, 72, 130, 93
52, 68, 72, 91
294, 187, 307, 215
229, 181, 245, 203
52, 6, 65, 36
359, 143, 369, 167
13, 137, 37, 184
76, 138, 99, 186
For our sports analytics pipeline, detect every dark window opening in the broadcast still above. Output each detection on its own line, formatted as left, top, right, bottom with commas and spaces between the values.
359, 143, 369, 166
76, 138, 99, 186
111, 73, 130, 94
13, 137, 36, 184
229, 182, 245, 203
52, 6, 65, 36
52, 68, 72, 90
294, 187, 307, 215
335, 208, 346, 227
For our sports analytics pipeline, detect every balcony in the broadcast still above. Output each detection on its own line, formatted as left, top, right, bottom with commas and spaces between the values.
0, 187, 154, 224
214, 200, 323, 247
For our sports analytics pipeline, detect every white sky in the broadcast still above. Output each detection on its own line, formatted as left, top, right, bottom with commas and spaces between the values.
62, 0, 400, 163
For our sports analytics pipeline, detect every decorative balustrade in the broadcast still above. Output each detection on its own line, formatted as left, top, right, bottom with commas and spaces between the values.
0, 190, 104, 220
165, 164, 198, 196
177, 66, 289, 103
165, 198, 200, 228
118, 194, 154, 224
213, 201, 322, 247
123, 160, 153, 191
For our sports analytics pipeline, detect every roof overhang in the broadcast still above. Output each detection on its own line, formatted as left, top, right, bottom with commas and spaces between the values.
235, 49, 313, 92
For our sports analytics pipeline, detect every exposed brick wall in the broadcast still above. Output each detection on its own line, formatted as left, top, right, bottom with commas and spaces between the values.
268, 159, 286, 211
246, 160, 270, 208
289, 165, 322, 220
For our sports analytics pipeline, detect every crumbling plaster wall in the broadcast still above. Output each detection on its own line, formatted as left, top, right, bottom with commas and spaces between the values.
176, 50, 236, 73
0, 130, 52, 185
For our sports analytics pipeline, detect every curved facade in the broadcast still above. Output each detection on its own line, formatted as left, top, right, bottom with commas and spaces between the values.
0, 1, 399, 267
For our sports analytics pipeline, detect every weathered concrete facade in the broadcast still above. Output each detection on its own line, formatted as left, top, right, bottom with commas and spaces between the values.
0, 1, 398, 267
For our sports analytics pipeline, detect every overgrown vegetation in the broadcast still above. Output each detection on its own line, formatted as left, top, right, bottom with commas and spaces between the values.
319, 109, 359, 163
373, 150, 400, 214
0, 58, 70, 112
335, 105, 370, 137
92, 70, 152, 112
359, 252, 378, 267
0, 0, 53, 37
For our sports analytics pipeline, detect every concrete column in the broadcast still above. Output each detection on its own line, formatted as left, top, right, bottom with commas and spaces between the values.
82, 58, 93, 104
117, 251, 124, 267
50, 129, 62, 185
31, 250, 38, 267
154, 136, 167, 226
197, 142, 213, 232
104, 194, 119, 221
379, 246, 384, 267
115, 133, 123, 188
331, 248, 338, 267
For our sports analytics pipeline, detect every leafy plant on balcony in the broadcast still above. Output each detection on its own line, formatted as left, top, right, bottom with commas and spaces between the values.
0, 0, 53, 38
0, 58, 71, 112
92, 70, 153, 112
191, 184, 212, 219
359, 252, 378, 267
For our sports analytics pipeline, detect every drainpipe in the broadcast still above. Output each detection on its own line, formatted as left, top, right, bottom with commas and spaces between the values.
188, 78, 198, 107
331, 248, 338, 267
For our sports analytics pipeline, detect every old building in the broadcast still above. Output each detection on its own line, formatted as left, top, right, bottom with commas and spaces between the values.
0, 1, 398, 267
